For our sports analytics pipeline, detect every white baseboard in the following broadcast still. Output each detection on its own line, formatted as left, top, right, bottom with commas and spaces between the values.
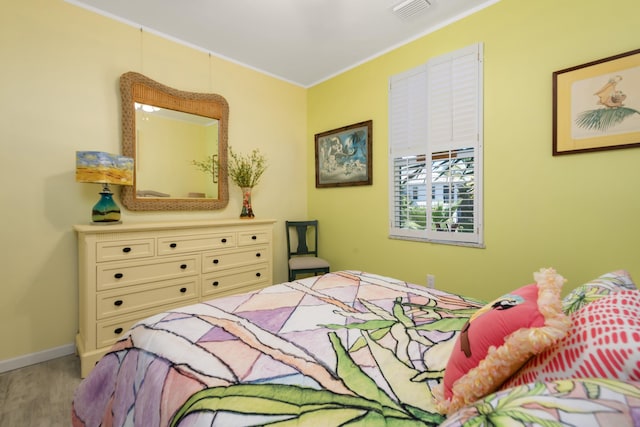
0, 344, 75, 374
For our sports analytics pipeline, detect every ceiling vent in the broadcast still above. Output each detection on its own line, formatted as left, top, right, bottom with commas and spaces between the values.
392, 0, 431, 20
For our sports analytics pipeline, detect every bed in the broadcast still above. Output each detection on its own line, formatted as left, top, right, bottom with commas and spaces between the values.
72, 270, 640, 426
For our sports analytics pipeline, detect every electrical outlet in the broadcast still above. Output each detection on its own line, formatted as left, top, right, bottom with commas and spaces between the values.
427, 274, 435, 289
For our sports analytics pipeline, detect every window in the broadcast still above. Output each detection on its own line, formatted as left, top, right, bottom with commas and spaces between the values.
388, 43, 483, 246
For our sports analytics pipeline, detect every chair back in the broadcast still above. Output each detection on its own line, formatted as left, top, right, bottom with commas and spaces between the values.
286, 220, 319, 259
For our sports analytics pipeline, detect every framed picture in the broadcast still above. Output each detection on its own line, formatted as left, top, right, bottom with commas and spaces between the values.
553, 48, 640, 155
315, 120, 372, 188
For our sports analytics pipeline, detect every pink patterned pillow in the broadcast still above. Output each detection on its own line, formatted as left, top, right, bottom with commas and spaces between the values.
503, 290, 640, 389
562, 270, 636, 314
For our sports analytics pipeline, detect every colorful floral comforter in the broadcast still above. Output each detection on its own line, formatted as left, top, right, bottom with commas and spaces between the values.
72, 271, 640, 426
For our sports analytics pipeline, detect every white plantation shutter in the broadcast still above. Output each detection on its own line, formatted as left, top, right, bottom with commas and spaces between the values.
391, 155, 428, 239
428, 148, 477, 242
389, 64, 428, 158
389, 64, 428, 239
389, 43, 483, 245
428, 45, 480, 151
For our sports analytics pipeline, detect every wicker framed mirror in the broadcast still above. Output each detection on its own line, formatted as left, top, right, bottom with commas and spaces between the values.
120, 71, 229, 211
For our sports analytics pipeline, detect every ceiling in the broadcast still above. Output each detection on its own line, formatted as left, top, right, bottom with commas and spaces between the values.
66, 0, 498, 87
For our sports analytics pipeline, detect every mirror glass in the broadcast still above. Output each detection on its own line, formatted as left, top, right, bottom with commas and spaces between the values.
120, 72, 229, 211
135, 103, 219, 199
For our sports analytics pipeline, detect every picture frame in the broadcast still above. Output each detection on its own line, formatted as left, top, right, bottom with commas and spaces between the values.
553, 48, 640, 155
315, 120, 372, 188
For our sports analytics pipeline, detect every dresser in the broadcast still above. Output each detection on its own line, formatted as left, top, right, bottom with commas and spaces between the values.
74, 219, 276, 377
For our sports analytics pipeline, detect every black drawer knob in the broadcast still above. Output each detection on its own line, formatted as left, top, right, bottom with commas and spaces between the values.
212, 281, 219, 287
180, 287, 187, 293
114, 327, 123, 334
256, 272, 261, 277
114, 273, 123, 279
251, 235, 257, 240
122, 247, 131, 253
213, 259, 219, 264
114, 300, 123, 306
180, 264, 187, 270
170, 243, 177, 248
255, 252, 261, 257
221, 238, 227, 243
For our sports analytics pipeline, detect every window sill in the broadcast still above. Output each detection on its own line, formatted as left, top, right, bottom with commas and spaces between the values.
388, 234, 485, 249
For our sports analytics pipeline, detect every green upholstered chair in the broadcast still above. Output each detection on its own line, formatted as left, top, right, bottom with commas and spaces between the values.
286, 220, 330, 281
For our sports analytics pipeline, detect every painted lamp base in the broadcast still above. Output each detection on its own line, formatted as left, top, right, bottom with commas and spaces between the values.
91, 190, 122, 224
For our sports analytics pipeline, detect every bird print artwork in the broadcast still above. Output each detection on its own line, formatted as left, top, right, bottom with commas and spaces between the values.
594, 75, 626, 108
575, 74, 640, 132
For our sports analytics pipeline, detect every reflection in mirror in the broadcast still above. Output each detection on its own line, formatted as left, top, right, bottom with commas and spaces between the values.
120, 72, 229, 211
135, 103, 219, 198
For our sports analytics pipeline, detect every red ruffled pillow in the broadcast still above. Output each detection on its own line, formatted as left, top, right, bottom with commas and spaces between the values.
434, 268, 570, 414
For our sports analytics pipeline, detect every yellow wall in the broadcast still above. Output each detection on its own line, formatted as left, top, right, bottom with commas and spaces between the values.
308, 0, 640, 299
2, 0, 639, 365
0, 0, 307, 362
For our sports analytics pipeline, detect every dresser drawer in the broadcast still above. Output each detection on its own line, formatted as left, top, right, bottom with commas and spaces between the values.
238, 230, 271, 246
95, 299, 198, 348
202, 264, 269, 298
96, 313, 144, 348
202, 246, 269, 273
157, 232, 236, 255
97, 276, 199, 320
96, 256, 199, 291
96, 239, 155, 262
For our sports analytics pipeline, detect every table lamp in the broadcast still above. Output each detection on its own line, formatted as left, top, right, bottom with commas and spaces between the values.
76, 151, 134, 224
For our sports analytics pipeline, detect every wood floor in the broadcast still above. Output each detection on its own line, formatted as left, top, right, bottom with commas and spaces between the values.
0, 355, 81, 427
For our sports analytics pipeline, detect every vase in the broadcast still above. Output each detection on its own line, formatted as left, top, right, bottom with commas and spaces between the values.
240, 186, 255, 219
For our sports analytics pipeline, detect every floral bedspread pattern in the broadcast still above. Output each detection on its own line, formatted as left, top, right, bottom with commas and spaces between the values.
440, 378, 640, 426
72, 271, 640, 426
